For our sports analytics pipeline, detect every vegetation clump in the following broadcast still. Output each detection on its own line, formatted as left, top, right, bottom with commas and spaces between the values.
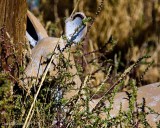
0, 0, 160, 127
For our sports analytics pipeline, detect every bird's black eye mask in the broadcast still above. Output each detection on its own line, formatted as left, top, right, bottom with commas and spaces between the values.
26, 16, 38, 41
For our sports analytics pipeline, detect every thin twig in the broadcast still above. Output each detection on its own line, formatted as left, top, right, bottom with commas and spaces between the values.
23, 37, 62, 128
91, 56, 150, 112
70, 0, 81, 17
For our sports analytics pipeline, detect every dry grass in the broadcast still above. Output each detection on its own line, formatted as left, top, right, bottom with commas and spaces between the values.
38, 0, 160, 86
1, 1, 160, 127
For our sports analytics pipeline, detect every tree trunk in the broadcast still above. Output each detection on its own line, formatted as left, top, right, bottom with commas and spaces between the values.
0, 0, 27, 78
